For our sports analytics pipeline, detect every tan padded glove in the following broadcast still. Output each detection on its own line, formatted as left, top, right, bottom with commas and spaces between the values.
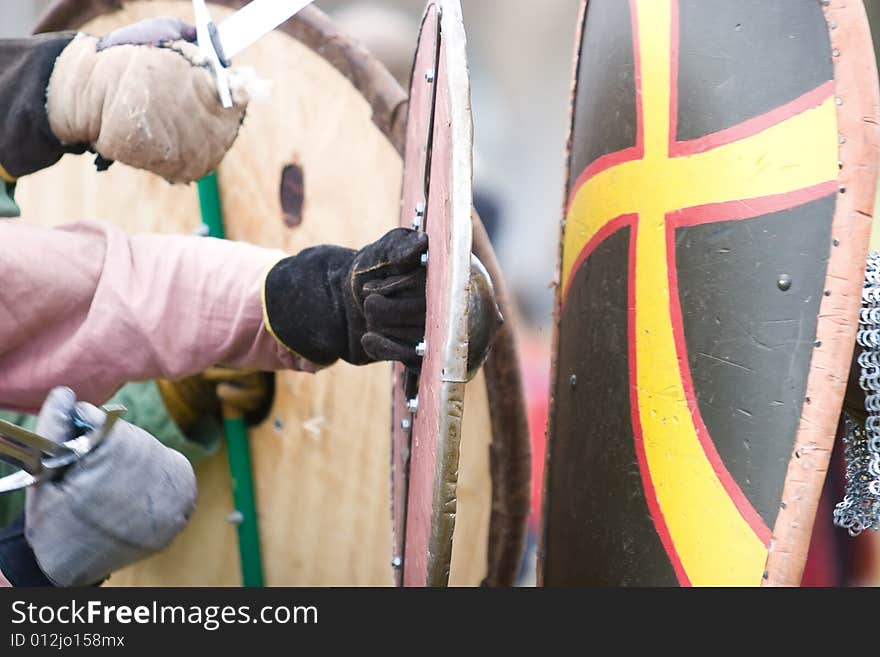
46, 33, 249, 184
158, 368, 275, 434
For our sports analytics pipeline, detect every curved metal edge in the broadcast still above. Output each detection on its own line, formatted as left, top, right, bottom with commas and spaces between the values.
36, 0, 531, 588
424, 0, 474, 587
763, 0, 880, 587
537, 0, 588, 589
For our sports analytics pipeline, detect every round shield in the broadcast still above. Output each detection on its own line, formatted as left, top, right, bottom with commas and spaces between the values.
391, 0, 474, 587
541, 0, 880, 586
23, 0, 528, 586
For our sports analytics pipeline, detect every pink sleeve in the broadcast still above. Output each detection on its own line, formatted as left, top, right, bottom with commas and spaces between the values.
0, 570, 10, 587
0, 220, 312, 413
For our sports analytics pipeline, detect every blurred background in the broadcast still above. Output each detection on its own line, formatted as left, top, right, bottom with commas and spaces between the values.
4, 0, 880, 586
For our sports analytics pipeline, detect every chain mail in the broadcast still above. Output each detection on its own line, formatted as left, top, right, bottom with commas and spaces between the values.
834, 251, 880, 536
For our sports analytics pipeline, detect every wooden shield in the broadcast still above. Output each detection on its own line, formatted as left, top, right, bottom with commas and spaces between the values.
23, 0, 529, 587
541, 0, 880, 586
390, 0, 474, 587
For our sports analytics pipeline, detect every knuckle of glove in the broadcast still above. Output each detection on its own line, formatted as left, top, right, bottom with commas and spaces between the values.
106, 41, 246, 184
361, 333, 416, 367
97, 17, 196, 50
355, 229, 428, 278
363, 269, 427, 297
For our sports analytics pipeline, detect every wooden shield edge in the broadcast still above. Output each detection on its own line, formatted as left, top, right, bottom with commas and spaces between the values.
537, 0, 588, 589
396, 0, 474, 587
764, 0, 880, 587
392, 2, 439, 587
35, 0, 531, 587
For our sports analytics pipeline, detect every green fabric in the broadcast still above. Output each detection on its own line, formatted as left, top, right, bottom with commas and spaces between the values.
0, 381, 222, 527
0, 181, 19, 218
108, 381, 223, 464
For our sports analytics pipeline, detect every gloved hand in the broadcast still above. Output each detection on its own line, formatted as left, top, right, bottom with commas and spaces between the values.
264, 228, 429, 370
45, 17, 251, 183
5, 387, 196, 587
158, 368, 275, 434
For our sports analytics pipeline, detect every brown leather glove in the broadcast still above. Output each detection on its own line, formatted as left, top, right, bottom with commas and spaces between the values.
158, 368, 275, 436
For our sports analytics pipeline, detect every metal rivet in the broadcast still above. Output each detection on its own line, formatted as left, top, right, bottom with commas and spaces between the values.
195, 223, 210, 237
836, 97, 843, 106
805, 397, 812, 405
227, 511, 244, 525
407, 397, 419, 414
824, 289, 832, 297
391, 556, 402, 569
820, 0, 830, 6
416, 341, 427, 357
412, 203, 426, 230
273, 418, 283, 431
815, 340, 823, 348
777, 274, 792, 291
832, 48, 840, 57
830, 20, 837, 29
833, 238, 840, 247
838, 160, 844, 170
400, 418, 412, 431
839, 186, 847, 194
569, 374, 577, 389
425, 69, 435, 83
420, 252, 429, 266
839, 135, 846, 144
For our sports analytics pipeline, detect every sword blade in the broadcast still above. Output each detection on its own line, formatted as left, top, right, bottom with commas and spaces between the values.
216, 0, 315, 60
0, 436, 41, 474
0, 419, 67, 456
0, 469, 37, 494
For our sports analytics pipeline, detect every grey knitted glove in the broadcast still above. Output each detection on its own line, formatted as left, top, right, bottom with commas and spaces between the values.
24, 387, 196, 587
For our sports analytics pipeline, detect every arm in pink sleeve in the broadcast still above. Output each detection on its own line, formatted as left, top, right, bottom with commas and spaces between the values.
0, 220, 312, 413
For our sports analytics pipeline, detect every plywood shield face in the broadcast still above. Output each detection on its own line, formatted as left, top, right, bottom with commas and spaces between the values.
391, 0, 474, 587
22, 0, 492, 586
541, 0, 879, 586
